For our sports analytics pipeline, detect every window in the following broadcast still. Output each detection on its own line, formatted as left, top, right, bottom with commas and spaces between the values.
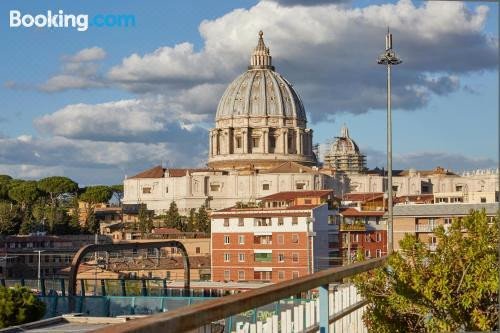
238, 253, 245, 262
254, 218, 272, 226
238, 270, 245, 280
375, 217, 380, 225
455, 185, 463, 192
376, 233, 382, 242
278, 253, 285, 263
353, 234, 359, 242
278, 271, 285, 280
254, 235, 272, 245
277, 234, 284, 245
292, 234, 299, 243
235, 136, 242, 149
304, 199, 312, 204
444, 218, 452, 225
224, 253, 230, 262
269, 136, 276, 150
142, 187, 151, 194
238, 235, 245, 245
365, 234, 371, 242
296, 183, 306, 190
166, 186, 169, 193
292, 217, 298, 226
430, 236, 437, 244
392, 185, 398, 192
278, 217, 284, 226
224, 235, 230, 245
262, 183, 270, 191
210, 184, 221, 192
252, 137, 260, 148
292, 271, 299, 279
238, 218, 244, 227
328, 215, 337, 225
480, 197, 486, 203
196, 247, 200, 254
224, 218, 230, 227
224, 270, 230, 280
254, 253, 272, 262
376, 249, 382, 258
365, 249, 371, 258
292, 253, 299, 263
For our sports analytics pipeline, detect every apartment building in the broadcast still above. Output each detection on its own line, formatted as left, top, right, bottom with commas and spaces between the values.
211, 190, 339, 283
392, 203, 498, 251
339, 208, 387, 263
0, 234, 112, 278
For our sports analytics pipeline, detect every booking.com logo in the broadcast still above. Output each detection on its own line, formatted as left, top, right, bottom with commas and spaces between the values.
9, 10, 135, 32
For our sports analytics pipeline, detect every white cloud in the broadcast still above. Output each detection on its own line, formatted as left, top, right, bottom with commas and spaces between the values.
63, 47, 106, 63
38, 47, 107, 92
103, 0, 496, 120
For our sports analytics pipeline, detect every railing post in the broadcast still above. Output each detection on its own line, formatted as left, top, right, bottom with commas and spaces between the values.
101, 279, 106, 296
60, 279, 65, 297
162, 279, 167, 297
319, 284, 329, 333
120, 278, 126, 296
40, 278, 46, 297
0, 278, 5, 287
80, 280, 86, 297
20, 278, 25, 286
141, 279, 147, 296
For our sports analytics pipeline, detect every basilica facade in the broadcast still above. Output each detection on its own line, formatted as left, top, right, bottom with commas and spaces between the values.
123, 32, 498, 214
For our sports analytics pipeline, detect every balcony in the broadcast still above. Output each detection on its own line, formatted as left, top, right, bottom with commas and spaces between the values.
94, 257, 387, 333
339, 223, 366, 232
415, 224, 436, 232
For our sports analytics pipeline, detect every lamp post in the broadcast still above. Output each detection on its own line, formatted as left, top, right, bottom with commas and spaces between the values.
34, 250, 45, 291
378, 29, 401, 254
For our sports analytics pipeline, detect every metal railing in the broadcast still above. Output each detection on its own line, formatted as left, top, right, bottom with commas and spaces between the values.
94, 257, 387, 333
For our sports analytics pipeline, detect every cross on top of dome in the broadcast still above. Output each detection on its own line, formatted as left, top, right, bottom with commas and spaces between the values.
249, 30, 275, 70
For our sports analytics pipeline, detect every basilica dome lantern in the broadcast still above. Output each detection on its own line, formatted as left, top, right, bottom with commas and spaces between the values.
208, 31, 317, 170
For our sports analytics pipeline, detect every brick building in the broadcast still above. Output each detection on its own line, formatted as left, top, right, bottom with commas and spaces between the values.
211, 190, 339, 283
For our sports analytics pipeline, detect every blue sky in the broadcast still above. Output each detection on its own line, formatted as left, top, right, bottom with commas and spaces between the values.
0, 0, 497, 184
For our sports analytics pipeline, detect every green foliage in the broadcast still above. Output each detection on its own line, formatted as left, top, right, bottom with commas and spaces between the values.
37, 176, 78, 206
163, 201, 184, 230
354, 210, 499, 332
80, 186, 113, 234
8, 181, 40, 210
138, 204, 153, 235
195, 205, 210, 233
0, 176, 13, 200
79, 186, 112, 204
0, 202, 21, 235
186, 208, 196, 232
0, 286, 46, 328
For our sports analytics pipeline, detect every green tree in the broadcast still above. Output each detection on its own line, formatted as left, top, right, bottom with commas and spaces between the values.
8, 181, 40, 211
0, 175, 13, 201
138, 204, 153, 236
195, 205, 210, 233
354, 210, 499, 332
0, 286, 46, 328
0, 202, 20, 235
37, 176, 78, 208
79, 186, 112, 233
186, 208, 196, 232
164, 201, 183, 230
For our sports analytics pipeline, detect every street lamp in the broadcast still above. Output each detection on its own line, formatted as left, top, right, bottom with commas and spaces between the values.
378, 28, 402, 254
34, 250, 45, 291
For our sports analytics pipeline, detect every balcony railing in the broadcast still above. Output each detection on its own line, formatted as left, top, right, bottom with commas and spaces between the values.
415, 224, 436, 232
94, 257, 387, 333
339, 223, 366, 231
